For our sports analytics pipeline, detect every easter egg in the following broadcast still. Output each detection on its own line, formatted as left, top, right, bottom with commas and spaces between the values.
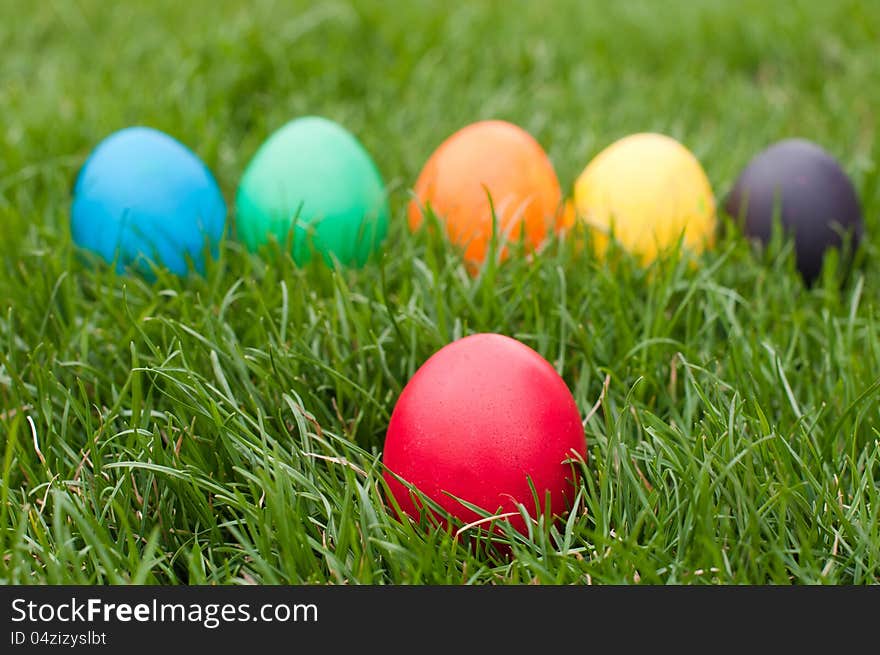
573, 132, 716, 263
382, 333, 586, 534
723, 138, 864, 284
408, 120, 571, 268
235, 116, 389, 267
71, 127, 226, 276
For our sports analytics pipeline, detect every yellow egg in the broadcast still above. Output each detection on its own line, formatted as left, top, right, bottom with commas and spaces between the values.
573, 133, 716, 264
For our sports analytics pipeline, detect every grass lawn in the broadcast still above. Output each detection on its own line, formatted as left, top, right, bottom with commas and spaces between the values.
1, 0, 879, 584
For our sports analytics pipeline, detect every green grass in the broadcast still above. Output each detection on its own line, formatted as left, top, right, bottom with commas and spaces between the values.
2, 0, 879, 584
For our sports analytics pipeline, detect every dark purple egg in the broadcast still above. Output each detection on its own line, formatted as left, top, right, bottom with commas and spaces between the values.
724, 138, 864, 284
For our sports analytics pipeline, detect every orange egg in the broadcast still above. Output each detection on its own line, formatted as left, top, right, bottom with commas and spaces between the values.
408, 120, 571, 268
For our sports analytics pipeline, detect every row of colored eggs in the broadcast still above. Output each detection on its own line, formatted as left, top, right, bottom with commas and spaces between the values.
66, 119, 868, 535
71, 116, 865, 284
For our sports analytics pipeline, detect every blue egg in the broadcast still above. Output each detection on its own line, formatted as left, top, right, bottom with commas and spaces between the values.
71, 127, 226, 276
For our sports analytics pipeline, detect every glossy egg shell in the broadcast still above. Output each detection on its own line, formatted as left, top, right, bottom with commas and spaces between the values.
723, 138, 864, 284
574, 132, 716, 264
382, 333, 587, 534
408, 120, 571, 269
71, 126, 226, 276
235, 116, 389, 267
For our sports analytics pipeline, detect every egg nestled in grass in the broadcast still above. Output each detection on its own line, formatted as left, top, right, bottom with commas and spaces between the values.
71, 126, 226, 276
382, 333, 587, 535
408, 120, 571, 269
723, 138, 864, 284
235, 116, 389, 267
574, 132, 716, 264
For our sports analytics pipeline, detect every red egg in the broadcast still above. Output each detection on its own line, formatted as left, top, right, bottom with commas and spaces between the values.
382, 333, 587, 535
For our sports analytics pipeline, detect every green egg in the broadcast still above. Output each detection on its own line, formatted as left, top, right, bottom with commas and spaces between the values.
235, 116, 389, 267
